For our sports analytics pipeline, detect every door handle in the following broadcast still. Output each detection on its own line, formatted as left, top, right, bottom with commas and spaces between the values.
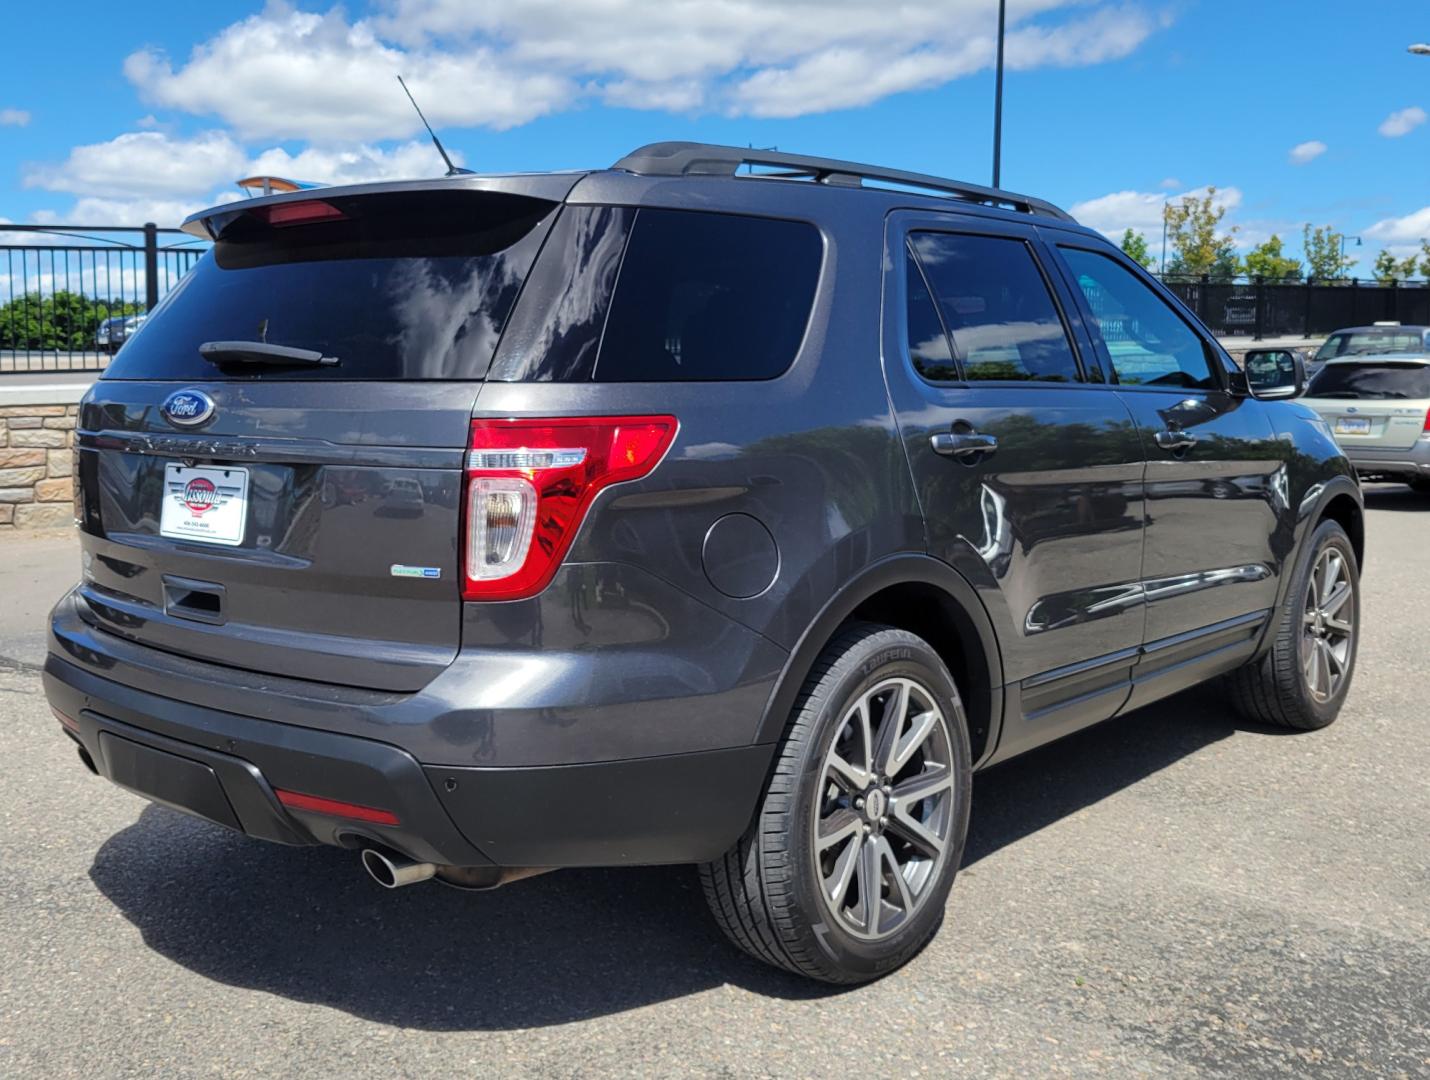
1154, 428, 1197, 453
930, 431, 998, 459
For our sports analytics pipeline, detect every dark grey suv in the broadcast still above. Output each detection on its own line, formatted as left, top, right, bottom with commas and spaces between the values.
45, 143, 1365, 983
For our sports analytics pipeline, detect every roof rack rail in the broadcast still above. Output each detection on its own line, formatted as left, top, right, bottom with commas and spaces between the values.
612, 141, 1075, 222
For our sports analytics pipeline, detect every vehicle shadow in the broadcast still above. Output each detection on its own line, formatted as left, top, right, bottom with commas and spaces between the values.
1360, 483, 1429, 513
89, 686, 1290, 1029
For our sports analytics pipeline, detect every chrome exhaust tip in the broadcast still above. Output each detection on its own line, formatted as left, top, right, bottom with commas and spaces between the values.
360, 847, 437, 889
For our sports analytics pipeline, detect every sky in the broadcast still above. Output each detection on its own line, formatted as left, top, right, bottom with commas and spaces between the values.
1, 0, 1429, 273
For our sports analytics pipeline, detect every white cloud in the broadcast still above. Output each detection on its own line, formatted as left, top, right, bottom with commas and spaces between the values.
1378, 106, 1426, 138
23, 130, 247, 198
122, 1, 1167, 138
1288, 140, 1326, 165
245, 140, 460, 185
61, 194, 236, 229
0, 108, 29, 127
1069, 185, 1243, 240
123, 7, 573, 141
1364, 205, 1430, 257
1158, 176, 1181, 190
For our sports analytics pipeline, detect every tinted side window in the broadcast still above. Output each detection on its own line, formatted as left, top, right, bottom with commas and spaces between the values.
905, 247, 956, 382
910, 232, 1079, 383
1059, 248, 1214, 390
597, 209, 822, 381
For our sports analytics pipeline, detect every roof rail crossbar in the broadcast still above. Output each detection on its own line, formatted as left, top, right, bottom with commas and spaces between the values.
612, 141, 1074, 222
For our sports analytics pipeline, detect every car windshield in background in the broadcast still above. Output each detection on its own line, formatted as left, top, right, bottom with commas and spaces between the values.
102, 190, 558, 381
1313, 330, 1426, 361
1306, 362, 1430, 399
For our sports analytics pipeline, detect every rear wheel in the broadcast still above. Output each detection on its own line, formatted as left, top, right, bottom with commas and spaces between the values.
1225, 519, 1359, 730
700, 623, 971, 983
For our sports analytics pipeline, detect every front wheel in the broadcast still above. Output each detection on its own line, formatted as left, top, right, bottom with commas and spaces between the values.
1225, 519, 1359, 730
701, 623, 972, 983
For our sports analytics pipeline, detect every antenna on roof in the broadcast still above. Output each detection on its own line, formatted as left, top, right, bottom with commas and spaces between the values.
397, 75, 472, 177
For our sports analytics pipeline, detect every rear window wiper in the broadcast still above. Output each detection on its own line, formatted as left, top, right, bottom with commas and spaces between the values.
199, 341, 340, 367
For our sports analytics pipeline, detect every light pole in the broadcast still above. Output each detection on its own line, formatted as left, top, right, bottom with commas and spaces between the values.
1160, 197, 1188, 278
1341, 234, 1362, 276
992, 0, 1006, 188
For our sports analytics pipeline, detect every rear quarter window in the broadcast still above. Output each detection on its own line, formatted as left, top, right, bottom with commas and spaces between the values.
489, 207, 823, 382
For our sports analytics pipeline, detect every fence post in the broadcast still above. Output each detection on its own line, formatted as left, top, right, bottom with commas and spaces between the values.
1303, 277, 1313, 338
1390, 279, 1399, 323
1253, 275, 1265, 341
1197, 273, 1210, 323
142, 222, 159, 312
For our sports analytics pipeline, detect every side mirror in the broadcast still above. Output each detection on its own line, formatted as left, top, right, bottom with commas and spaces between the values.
1244, 348, 1307, 400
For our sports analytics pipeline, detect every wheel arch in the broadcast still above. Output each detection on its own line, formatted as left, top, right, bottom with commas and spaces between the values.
753, 554, 1005, 767
1318, 489, 1364, 569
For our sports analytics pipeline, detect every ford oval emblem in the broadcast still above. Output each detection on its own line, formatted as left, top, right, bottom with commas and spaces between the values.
160, 389, 215, 428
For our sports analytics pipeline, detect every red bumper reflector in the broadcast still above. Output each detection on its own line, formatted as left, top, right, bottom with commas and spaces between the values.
274, 789, 400, 826
51, 706, 80, 733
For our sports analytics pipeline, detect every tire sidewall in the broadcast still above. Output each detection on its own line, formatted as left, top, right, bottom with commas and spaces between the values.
1286, 521, 1360, 725
782, 633, 972, 981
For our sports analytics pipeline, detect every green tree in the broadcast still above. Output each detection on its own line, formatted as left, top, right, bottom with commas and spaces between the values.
1164, 189, 1241, 281
1302, 224, 1355, 281
1372, 249, 1419, 284
1418, 240, 1430, 280
1119, 228, 1154, 270
1242, 234, 1302, 281
0, 291, 139, 350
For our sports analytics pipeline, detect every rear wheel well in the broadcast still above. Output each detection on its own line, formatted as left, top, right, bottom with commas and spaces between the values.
1320, 493, 1364, 568
848, 582, 994, 761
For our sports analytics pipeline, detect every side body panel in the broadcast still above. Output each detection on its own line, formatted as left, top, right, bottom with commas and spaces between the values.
879, 211, 1149, 761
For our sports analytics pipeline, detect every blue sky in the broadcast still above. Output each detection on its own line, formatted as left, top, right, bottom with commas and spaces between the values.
2, 0, 1429, 272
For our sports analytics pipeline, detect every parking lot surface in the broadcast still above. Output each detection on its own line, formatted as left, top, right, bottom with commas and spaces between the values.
2, 487, 1427, 1078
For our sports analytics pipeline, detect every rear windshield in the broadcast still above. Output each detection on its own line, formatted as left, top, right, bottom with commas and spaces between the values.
1313, 330, 1427, 361
103, 190, 558, 381
1307, 362, 1430, 399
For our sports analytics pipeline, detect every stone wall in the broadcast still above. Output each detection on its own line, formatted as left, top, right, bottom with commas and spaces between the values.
0, 402, 78, 532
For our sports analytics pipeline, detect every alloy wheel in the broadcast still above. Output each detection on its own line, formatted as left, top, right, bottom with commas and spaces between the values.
1301, 546, 1355, 702
812, 677, 956, 940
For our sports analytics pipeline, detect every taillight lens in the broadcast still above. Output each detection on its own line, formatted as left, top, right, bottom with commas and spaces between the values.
1422, 408, 1430, 435
462, 415, 678, 601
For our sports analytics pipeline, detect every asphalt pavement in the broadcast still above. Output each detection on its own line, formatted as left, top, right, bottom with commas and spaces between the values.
1, 487, 1427, 1078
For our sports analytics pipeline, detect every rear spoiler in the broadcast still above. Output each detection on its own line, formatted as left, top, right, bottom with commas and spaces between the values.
181, 172, 590, 240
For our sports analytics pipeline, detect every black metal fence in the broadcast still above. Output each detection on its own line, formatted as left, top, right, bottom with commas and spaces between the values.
1161, 276, 1430, 340
0, 223, 205, 374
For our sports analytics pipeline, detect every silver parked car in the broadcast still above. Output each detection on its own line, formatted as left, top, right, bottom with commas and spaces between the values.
1299, 354, 1430, 493
94, 313, 147, 354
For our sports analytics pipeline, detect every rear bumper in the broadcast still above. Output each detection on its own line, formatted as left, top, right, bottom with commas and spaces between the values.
1343, 438, 1430, 480
45, 651, 773, 867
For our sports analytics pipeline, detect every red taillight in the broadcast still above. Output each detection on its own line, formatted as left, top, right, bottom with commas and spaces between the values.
51, 706, 79, 733
462, 415, 678, 601
274, 789, 401, 826
1423, 408, 1430, 434
261, 200, 346, 227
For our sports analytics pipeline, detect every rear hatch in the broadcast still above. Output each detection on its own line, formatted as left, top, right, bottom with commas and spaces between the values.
74, 183, 567, 691
1302, 360, 1430, 450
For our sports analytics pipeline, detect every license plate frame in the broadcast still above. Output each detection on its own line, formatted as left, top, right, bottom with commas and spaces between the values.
160, 463, 249, 546
1334, 417, 1372, 436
